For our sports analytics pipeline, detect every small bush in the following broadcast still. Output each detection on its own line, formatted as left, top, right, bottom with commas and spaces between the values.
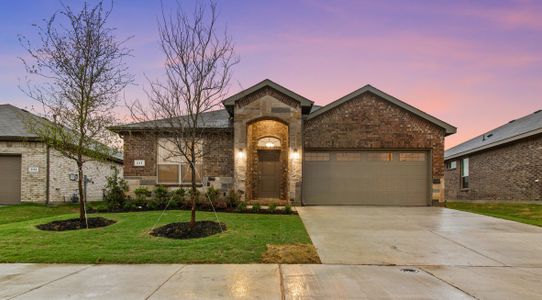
152, 185, 170, 209
251, 203, 261, 213
268, 203, 277, 213
225, 190, 241, 209
185, 188, 201, 209
237, 201, 247, 212
133, 187, 151, 207
103, 168, 128, 210
284, 204, 293, 214
170, 188, 185, 209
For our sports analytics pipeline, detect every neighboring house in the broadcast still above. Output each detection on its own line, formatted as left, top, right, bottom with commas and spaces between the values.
0, 104, 123, 204
445, 110, 542, 201
111, 79, 456, 206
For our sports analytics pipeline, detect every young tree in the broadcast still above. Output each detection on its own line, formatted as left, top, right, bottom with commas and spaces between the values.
129, 1, 238, 227
19, 1, 133, 224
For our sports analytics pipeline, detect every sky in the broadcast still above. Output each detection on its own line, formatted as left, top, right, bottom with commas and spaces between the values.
1, 0, 541, 149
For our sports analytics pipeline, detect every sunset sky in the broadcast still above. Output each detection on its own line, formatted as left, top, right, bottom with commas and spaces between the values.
1, 0, 541, 148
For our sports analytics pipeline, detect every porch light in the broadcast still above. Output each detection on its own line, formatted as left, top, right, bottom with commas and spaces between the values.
290, 149, 300, 160
265, 142, 274, 148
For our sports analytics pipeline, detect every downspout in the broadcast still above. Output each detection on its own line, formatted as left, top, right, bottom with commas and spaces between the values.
46, 144, 50, 205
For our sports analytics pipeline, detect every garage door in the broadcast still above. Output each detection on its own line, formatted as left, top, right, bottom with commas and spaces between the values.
302, 151, 429, 206
0, 155, 22, 204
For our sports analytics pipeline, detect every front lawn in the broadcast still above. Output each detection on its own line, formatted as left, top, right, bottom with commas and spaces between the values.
447, 202, 542, 227
0, 206, 312, 264
0, 203, 78, 225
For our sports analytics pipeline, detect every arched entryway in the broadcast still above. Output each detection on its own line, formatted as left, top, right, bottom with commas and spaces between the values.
246, 119, 288, 201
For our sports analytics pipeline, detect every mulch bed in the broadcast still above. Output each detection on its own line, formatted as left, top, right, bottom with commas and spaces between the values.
150, 221, 226, 239
36, 217, 116, 231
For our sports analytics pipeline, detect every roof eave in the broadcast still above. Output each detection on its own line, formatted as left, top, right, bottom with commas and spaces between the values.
445, 128, 542, 160
222, 79, 314, 108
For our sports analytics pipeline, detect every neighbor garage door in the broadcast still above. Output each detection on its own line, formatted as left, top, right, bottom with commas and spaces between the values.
302, 151, 429, 206
0, 155, 22, 204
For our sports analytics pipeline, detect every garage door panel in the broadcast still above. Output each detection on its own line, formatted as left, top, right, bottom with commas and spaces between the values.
0, 155, 22, 204
302, 151, 429, 206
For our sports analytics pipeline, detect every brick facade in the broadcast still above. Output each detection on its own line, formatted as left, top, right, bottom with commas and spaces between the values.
117, 84, 452, 205
445, 134, 542, 201
121, 130, 234, 193
0, 141, 121, 203
304, 92, 446, 178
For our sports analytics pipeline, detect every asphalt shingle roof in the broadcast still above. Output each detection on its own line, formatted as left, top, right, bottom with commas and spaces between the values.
0, 103, 123, 162
0, 104, 40, 140
445, 109, 542, 159
109, 109, 232, 131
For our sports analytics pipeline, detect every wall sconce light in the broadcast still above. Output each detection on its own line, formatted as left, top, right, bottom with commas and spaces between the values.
237, 148, 246, 159
290, 148, 300, 160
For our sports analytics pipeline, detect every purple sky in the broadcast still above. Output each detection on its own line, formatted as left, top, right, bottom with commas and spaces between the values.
1, 0, 541, 148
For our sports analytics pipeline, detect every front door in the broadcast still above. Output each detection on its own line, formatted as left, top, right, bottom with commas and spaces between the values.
258, 150, 281, 198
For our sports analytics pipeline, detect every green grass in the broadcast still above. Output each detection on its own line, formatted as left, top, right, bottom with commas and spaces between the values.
0, 203, 78, 225
447, 202, 542, 227
0, 205, 311, 264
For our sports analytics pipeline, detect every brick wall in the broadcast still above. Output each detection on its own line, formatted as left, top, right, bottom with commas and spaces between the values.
304, 92, 446, 178
0, 141, 47, 201
121, 130, 234, 191
48, 149, 122, 202
0, 141, 122, 202
445, 134, 542, 201
122, 132, 157, 177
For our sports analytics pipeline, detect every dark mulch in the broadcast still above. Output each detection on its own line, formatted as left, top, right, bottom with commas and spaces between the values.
150, 221, 226, 239
36, 217, 116, 231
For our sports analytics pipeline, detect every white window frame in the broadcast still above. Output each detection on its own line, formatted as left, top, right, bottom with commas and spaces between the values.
461, 158, 469, 189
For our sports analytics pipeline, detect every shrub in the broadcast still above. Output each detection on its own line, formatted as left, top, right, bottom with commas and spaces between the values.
103, 168, 128, 210
170, 188, 185, 209
268, 203, 277, 213
204, 187, 227, 210
237, 201, 247, 212
251, 202, 261, 213
133, 187, 151, 207
185, 188, 202, 209
225, 190, 241, 209
284, 203, 293, 214
152, 185, 170, 209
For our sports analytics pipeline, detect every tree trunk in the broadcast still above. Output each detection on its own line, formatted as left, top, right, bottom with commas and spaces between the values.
190, 155, 197, 227
77, 159, 86, 224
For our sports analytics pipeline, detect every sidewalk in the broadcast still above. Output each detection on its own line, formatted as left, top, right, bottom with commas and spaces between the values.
1, 263, 473, 299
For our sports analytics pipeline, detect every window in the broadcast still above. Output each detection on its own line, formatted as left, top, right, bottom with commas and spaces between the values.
399, 152, 426, 161
461, 158, 469, 189
157, 165, 179, 184
446, 161, 457, 170
157, 138, 203, 184
304, 152, 329, 161
336, 152, 361, 161
367, 152, 393, 161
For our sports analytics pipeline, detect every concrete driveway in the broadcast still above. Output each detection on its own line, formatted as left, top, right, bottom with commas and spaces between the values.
296, 206, 542, 299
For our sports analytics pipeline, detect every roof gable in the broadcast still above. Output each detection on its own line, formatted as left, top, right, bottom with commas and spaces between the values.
308, 84, 456, 136
222, 79, 314, 114
445, 109, 542, 159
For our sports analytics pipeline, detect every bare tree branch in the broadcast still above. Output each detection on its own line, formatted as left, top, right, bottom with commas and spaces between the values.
19, 1, 133, 223
128, 0, 238, 226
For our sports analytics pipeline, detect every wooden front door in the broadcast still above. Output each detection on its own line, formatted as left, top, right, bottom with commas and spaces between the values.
257, 150, 281, 198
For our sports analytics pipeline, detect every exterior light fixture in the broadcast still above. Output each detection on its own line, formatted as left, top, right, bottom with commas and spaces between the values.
265, 142, 274, 148
290, 148, 300, 160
